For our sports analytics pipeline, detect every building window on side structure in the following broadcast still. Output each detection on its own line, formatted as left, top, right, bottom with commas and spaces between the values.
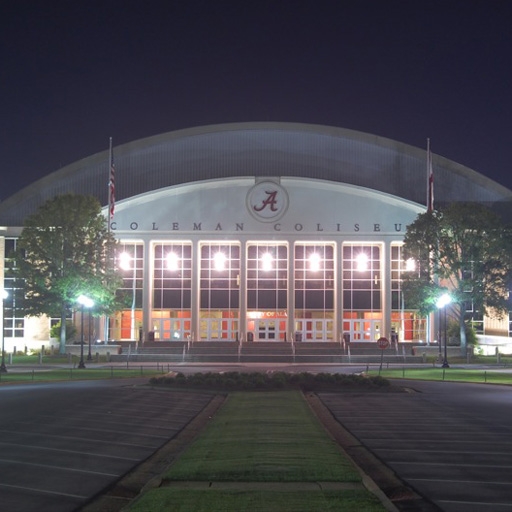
4, 238, 24, 339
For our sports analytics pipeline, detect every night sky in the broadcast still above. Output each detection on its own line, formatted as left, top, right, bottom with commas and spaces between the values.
2, 0, 511, 201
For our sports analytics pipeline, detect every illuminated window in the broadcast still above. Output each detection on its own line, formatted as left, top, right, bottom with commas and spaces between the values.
116, 243, 144, 308
295, 244, 334, 310
200, 244, 240, 309
247, 243, 288, 310
343, 244, 381, 311
294, 244, 334, 341
3, 238, 24, 338
153, 243, 192, 309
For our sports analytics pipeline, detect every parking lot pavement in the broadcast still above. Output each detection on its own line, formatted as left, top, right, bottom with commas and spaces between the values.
319, 380, 512, 512
0, 380, 214, 512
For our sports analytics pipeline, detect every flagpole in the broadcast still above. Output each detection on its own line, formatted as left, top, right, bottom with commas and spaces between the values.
427, 138, 434, 212
105, 137, 113, 342
426, 138, 430, 211
426, 137, 433, 344
108, 137, 113, 234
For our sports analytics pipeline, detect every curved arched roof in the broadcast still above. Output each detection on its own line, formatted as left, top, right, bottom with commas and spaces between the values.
1, 122, 511, 225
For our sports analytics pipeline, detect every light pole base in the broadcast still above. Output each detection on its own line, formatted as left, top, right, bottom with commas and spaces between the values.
0, 364, 7, 373
78, 360, 86, 369
442, 360, 450, 368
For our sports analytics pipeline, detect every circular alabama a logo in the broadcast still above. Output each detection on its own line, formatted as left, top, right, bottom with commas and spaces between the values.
247, 181, 289, 222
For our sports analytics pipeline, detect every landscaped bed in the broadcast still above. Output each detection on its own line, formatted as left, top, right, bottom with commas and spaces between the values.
149, 370, 394, 392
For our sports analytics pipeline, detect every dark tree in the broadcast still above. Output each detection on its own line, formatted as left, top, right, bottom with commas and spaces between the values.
403, 203, 512, 353
15, 194, 123, 353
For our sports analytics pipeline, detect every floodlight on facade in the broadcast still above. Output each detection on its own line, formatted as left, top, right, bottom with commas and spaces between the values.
405, 258, 416, 272
213, 252, 227, 271
166, 252, 180, 271
309, 253, 321, 272
261, 252, 273, 271
356, 253, 368, 271
119, 252, 132, 271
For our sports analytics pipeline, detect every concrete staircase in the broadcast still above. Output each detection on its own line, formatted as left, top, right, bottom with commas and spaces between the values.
110, 340, 425, 364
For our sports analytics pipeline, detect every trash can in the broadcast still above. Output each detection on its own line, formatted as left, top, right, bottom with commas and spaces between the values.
147, 331, 155, 342
247, 331, 254, 342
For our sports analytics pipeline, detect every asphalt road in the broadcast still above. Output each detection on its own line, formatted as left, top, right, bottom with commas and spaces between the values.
319, 379, 512, 512
3, 366, 512, 512
0, 379, 213, 512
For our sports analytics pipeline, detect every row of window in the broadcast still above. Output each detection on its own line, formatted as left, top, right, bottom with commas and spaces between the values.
118, 241, 401, 313
3, 238, 495, 339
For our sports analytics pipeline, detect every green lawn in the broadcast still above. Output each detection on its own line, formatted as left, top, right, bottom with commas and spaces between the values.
369, 366, 512, 384
128, 489, 386, 512
0, 367, 165, 383
128, 391, 387, 512
166, 391, 359, 482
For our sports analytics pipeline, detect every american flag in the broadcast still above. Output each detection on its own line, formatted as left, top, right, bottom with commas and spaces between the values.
109, 144, 115, 218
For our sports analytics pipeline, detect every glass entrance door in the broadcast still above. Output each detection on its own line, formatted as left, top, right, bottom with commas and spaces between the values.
151, 318, 191, 341
295, 319, 333, 341
343, 318, 382, 342
199, 317, 239, 340
247, 317, 287, 341
257, 319, 276, 340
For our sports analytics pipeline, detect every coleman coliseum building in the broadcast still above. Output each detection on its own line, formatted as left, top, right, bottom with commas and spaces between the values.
1, 122, 511, 352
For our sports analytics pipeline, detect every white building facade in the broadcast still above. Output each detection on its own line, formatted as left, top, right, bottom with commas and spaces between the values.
1, 123, 511, 349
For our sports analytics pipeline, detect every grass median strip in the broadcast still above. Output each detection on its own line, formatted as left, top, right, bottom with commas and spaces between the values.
127, 391, 388, 512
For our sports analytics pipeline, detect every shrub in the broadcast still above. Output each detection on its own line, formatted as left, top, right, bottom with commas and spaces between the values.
447, 320, 477, 346
367, 375, 390, 387
50, 321, 77, 342
149, 371, 392, 392
269, 372, 287, 388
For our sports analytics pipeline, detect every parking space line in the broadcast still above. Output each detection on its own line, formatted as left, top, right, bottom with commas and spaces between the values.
0, 458, 119, 477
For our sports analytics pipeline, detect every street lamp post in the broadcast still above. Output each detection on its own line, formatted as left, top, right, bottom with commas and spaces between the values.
436, 293, 452, 369
1, 290, 8, 373
77, 295, 94, 369
87, 308, 93, 361
443, 305, 450, 368
438, 308, 442, 358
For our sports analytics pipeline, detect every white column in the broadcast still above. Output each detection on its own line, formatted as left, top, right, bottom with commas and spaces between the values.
239, 241, 247, 342
287, 242, 294, 342
191, 240, 200, 341
382, 240, 392, 341
336, 240, 343, 343
142, 239, 151, 341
